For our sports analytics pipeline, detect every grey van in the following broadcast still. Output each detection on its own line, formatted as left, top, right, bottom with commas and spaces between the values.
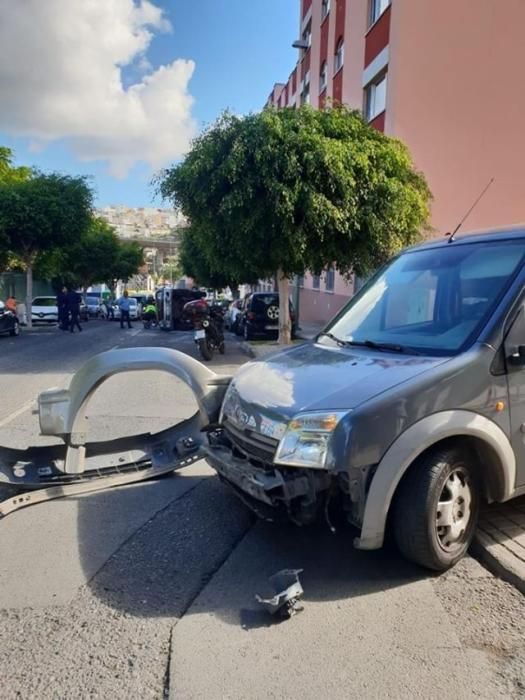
204, 229, 525, 570
7, 228, 525, 572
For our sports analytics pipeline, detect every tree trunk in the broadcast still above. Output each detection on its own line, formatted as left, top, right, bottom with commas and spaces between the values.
277, 268, 291, 345
26, 262, 33, 329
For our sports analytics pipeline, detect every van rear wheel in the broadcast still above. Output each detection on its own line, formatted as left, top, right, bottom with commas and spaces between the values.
393, 446, 480, 571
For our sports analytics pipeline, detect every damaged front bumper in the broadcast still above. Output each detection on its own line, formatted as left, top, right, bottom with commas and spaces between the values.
203, 433, 332, 524
0, 347, 231, 490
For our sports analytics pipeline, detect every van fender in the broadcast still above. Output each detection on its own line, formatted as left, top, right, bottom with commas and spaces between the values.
354, 410, 516, 551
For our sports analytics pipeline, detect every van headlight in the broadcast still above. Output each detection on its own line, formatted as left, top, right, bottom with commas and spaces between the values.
274, 411, 346, 469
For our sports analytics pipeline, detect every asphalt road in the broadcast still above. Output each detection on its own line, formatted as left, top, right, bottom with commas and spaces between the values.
0, 321, 524, 699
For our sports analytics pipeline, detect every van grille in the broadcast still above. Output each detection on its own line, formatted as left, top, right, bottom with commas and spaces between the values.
223, 418, 278, 464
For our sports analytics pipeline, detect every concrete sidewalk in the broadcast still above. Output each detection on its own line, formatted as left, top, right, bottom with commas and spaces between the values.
474, 496, 525, 594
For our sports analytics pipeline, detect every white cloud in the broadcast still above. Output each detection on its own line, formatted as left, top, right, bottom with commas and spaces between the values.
0, 0, 196, 177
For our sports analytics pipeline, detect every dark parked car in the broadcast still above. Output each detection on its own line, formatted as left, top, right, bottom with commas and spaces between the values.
0, 301, 20, 337
238, 293, 296, 340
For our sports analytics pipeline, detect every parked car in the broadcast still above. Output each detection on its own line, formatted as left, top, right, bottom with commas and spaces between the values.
0, 301, 20, 337
85, 296, 102, 317
31, 297, 58, 324
237, 293, 296, 340
112, 297, 139, 321
79, 301, 89, 322
224, 299, 243, 333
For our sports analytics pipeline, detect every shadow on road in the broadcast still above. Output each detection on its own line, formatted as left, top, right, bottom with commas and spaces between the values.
78, 474, 425, 627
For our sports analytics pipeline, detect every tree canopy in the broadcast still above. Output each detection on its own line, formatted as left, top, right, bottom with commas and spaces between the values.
178, 225, 255, 293
158, 105, 432, 342
0, 171, 94, 325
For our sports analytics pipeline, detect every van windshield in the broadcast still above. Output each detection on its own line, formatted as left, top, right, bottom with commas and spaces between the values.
323, 240, 525, 355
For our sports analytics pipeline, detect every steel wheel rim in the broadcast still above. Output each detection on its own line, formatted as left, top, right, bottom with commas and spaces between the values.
267, 306, 279, 320
435, 467, 473, 552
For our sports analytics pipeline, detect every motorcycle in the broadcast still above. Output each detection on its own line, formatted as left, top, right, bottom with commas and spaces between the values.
183, 299, 225, 361
142, 310, 158, 330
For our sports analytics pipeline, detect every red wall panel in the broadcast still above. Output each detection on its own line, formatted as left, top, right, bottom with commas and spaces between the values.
364, 5, 391, 67
320, 11, 329, 64
369, 111, 385, 132
301, 50, 311, 79
302, 0, 312, 19
333, 70, 343, 104
335, 0, 346, 43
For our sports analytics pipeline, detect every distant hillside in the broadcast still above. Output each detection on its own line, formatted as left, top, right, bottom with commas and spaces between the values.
96, 206, 187, 240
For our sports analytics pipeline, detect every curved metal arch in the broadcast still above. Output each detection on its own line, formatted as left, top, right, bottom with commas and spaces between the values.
38, 347, 231, 474
354, 410, 516, 551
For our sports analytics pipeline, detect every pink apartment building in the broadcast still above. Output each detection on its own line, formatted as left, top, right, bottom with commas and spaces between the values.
267, 0, 525, 324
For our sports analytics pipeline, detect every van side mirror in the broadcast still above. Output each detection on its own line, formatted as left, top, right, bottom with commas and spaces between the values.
508, 345, 525, 366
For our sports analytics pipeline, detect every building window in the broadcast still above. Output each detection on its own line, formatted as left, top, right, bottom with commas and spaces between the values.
312, 275, 320, 290
300, 73, 310, 105
302, 20, 312, 50
325, 266, 335, 292
334, 38, 344, 74
321, 0, 330, 20
365, 73, 387, 121
319, 61, 327, 93
369, 0, 390, 26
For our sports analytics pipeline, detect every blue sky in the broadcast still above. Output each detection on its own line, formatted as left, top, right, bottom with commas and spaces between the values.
0, 0, 298, 208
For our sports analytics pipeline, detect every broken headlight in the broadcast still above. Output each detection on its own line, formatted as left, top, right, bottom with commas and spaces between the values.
274, 411, 346, 469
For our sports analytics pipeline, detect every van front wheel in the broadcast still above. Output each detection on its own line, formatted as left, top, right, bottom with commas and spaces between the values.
393, 446, 480, 571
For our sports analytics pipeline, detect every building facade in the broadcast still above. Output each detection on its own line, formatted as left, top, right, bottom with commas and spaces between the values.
268, 0, 525, 323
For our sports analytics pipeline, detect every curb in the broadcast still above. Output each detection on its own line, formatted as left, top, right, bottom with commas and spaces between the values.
472, 529, 525, 595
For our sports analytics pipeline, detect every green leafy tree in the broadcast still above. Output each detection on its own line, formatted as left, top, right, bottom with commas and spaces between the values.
178, 226, 249, 293
159, 106, 431, 343
0, 173, 93, 327
58, 217, 122, 293
106, 240, 144, 293
0, 147, 32, 272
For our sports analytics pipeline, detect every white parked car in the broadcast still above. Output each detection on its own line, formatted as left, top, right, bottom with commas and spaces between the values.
112, 298, 139, 320
32, 296, 58, 324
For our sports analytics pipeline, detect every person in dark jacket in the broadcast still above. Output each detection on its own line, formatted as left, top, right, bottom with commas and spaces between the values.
57, 286, 69, 331
67, 288, 83, 333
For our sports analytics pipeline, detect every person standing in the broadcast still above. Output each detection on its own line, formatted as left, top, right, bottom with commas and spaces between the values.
57, 286, 69, 331
118, 290, 132, 329
67, 288, 82, 333
5, 295, 17, 313
105, 294, 115, 320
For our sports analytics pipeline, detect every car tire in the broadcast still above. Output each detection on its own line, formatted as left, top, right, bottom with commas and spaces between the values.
9, 321, 20, 337
266, 304, 279, 322
393, 445, 480, 571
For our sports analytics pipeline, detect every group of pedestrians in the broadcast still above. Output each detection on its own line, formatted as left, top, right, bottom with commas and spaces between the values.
57, 286, 83, 333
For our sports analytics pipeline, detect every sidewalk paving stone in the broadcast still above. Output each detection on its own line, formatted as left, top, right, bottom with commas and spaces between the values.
473, 496, 525, 595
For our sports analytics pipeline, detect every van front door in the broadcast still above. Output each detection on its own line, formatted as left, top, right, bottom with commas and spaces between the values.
504, 305, 525, 488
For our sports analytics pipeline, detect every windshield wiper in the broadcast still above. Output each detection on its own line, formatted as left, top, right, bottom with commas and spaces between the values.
349, 339, 422, 355
318, 332, 421, 355
316, 331, 351, 347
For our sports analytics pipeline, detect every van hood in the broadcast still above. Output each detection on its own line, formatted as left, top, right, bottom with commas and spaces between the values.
224, 342, 449, 427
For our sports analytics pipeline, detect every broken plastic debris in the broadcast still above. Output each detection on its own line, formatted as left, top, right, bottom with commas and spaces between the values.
255, 569, 304, 619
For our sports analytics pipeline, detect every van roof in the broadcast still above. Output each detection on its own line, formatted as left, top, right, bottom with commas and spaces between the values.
410, 225, 525, 253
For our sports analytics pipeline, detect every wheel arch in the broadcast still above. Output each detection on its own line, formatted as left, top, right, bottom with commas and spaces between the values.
354, 410, 516, 551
